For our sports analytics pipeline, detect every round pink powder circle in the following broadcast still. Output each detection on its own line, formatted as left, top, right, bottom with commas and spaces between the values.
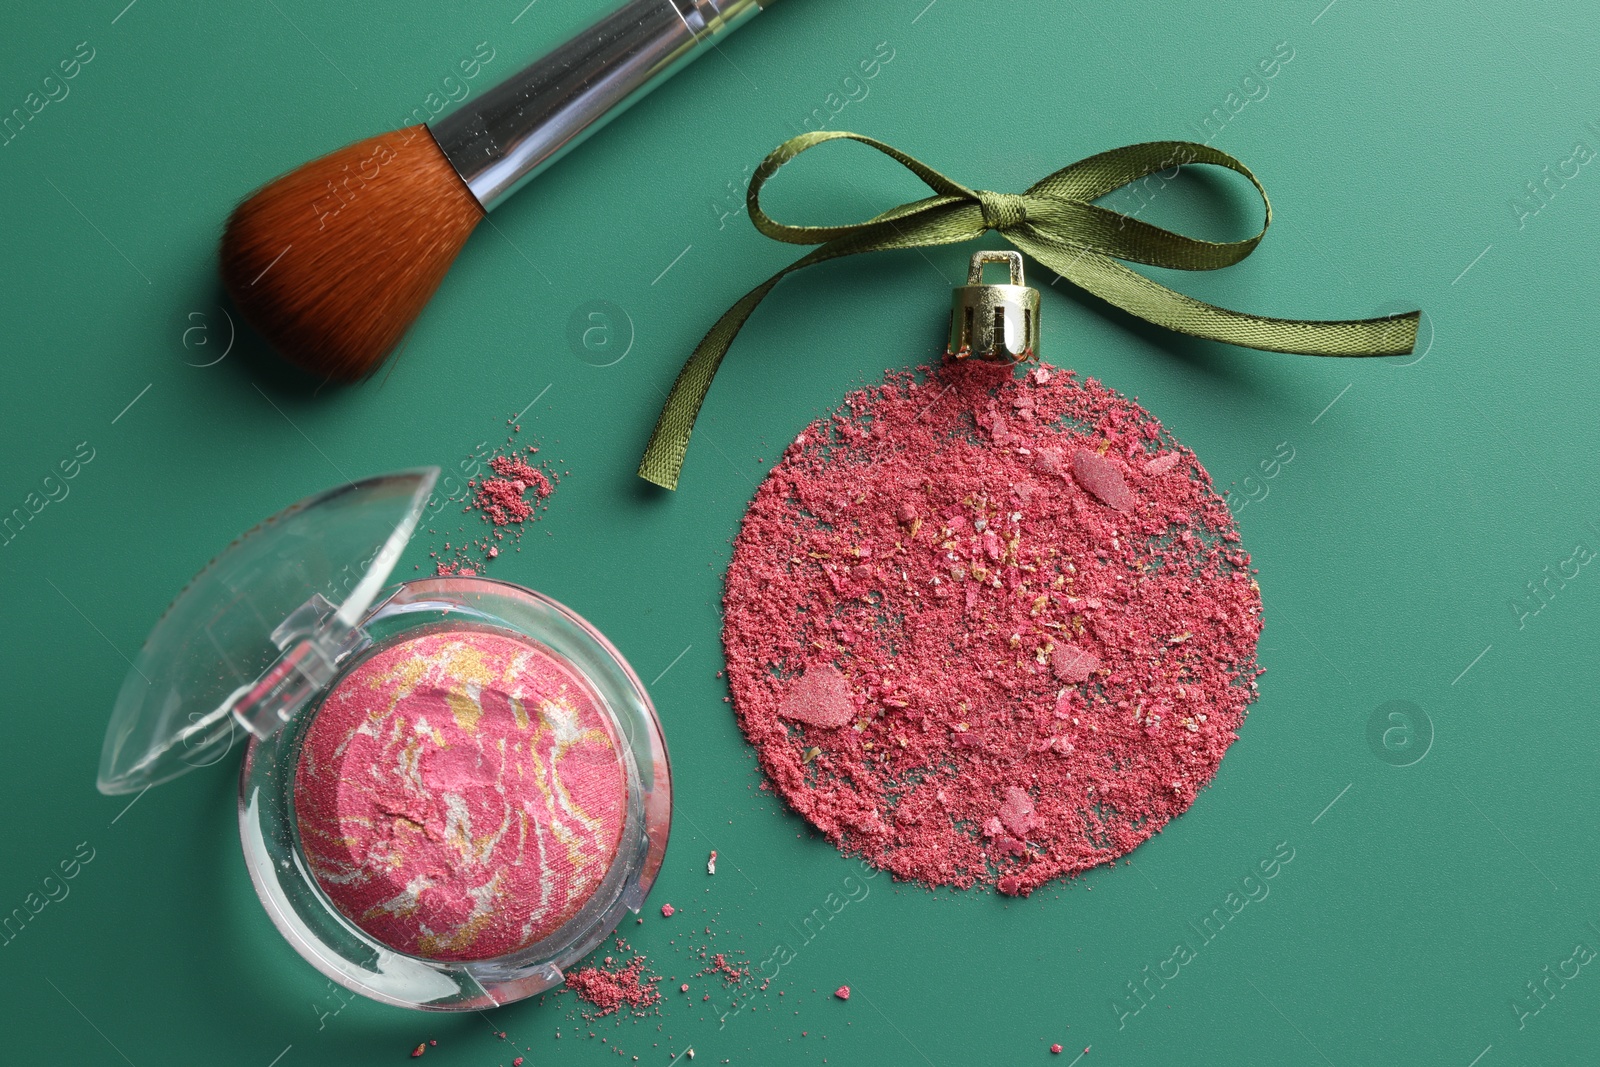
723, 359, 1263, 895
294, 629, 628, 959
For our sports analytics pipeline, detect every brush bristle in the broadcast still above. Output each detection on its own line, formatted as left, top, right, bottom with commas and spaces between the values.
221, 125, 484, 381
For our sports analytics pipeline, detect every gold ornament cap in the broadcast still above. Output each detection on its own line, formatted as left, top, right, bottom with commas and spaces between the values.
947, 250, 1040, 363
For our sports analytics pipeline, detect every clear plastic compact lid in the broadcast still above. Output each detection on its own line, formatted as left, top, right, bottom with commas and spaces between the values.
97, 468, 439, 795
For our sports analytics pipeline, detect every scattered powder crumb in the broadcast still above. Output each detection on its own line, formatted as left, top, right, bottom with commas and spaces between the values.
707, 850, 718, 875
834, 985, 850, 1001
661, 903, 675, 918
555, 913, 755, 1054
697, 952, 749, 986
722, 358, 1262, 896
431, 420, 560, 576
565, 954, 662, 1018
1051, 1044, 1063, 1055
409, 1043, 425, 1058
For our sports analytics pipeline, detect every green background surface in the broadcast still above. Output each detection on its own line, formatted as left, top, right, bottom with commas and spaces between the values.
3, 0, 1597, 1063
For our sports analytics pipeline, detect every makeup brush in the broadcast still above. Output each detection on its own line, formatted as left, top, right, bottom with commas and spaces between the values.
221, 0, 778, 382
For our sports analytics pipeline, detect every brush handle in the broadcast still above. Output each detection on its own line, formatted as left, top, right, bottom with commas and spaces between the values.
429, 0, 773, 210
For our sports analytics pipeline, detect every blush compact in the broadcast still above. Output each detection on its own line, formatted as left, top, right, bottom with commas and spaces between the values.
96, 469, 670, 1011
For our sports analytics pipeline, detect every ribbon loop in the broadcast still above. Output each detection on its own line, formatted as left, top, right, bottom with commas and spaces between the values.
746, 130, 976, 245
638, 132, 1421, 491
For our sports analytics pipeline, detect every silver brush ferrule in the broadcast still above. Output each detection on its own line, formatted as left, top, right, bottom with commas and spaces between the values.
429, 0, 769, 211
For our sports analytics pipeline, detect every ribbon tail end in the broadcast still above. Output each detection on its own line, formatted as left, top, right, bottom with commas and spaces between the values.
1394, 309, 1423, 356
637, 463, 681, 492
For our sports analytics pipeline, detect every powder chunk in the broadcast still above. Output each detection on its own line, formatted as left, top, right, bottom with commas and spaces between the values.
998, 787, 1036, 838
777, 664, 856, 729
1050, 644, 1101, 683
1144, 451, 1182, 476
722, 358, 1261, 895
835, 985, 851, 1000
1070, 449, 1132, 511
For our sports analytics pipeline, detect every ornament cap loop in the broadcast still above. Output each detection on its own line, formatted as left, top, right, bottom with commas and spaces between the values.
948, 251, 1040, 364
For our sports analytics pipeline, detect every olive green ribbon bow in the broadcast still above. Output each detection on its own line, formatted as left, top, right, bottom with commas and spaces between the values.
638, 131, 1420, 490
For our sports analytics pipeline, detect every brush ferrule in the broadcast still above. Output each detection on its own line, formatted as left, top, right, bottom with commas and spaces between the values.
429, 0, 764, 211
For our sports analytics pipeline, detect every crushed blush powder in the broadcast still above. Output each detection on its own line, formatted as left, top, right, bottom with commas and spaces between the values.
432, 424, 559, 576
566, 953, 663, 1017
696, 952, 749, 986
294, 630, 628, 959
475, 453, 554, 526
722, 358, 1262, 895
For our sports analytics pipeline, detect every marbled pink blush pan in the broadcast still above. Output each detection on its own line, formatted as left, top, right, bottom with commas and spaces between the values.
293, 630, 627, 961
